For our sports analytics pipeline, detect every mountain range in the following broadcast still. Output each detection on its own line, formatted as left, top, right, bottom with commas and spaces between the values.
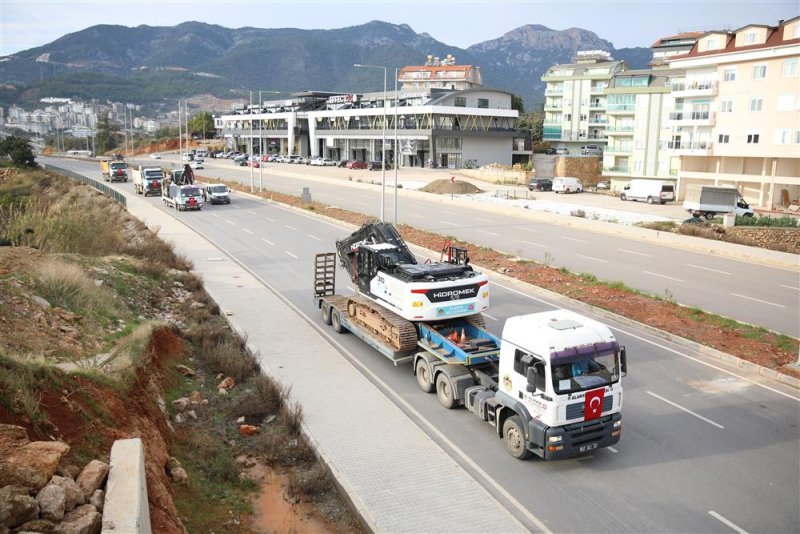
0, 21, 652, 111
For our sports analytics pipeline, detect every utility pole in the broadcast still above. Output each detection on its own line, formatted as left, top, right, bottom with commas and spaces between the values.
393, 67, 399, 226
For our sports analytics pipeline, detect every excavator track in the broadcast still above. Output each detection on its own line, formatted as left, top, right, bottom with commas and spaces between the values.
347, 296, 418, 352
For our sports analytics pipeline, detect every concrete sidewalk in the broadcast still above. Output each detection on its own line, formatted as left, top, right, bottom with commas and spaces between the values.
121, 189, 531, 531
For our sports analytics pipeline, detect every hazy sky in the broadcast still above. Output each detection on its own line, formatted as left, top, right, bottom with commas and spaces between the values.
1, 0, 797, 56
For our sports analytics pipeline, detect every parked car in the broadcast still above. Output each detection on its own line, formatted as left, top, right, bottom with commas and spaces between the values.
596, 181, 610, 190
544, 147, 557, 155
246, 160, 260, 168
527, 178, 553, 192
287, 156, 302, 164
552, 176, 583, 193
321, 158, 338, 166
367, 161, 384, 171
555, 147, 570, 155
233, 154, 248, 165
581, 144, 603, 156
149, 153, 161, 159
338, 160, 351, 167
346, 160, 368, 169
620, 179, 675, 204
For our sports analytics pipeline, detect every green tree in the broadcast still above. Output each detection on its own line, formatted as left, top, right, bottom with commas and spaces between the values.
95, 111, 118, 154
0, 136, 37, 167
154, 126, 179, 140
516, 110, 545, 143
188, 112, 214, 139
511, 94, 525, 114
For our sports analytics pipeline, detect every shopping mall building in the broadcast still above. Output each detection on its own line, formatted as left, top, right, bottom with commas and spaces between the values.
214, 60, 531, 168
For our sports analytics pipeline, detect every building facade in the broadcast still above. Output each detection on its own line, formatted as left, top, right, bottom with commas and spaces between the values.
398, 54, 483, 91
541, 51, 625, 153
667, 17, 800, 208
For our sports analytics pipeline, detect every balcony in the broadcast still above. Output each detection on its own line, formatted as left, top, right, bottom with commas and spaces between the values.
663, 140, 714, 155
544, 104, 563, 110
603, 166, 631, 175
588, 117, 608, 125
604, 145, 632, 154
544, 88, 563, 96
589, 101, 606, 110
670, 81, 718, 97
605, 126, 634, 135
587, 133, 608, 140
606, 104, 635, 114
590, 85, 608, 94
668, 111, 715, 126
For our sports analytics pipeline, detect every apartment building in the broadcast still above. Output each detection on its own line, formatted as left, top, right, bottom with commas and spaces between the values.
541, 51, 625, 153
398, 54, 482, 91
667, 17, 800, 208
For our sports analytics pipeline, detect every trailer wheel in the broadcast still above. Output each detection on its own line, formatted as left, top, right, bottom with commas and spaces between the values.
435, 373, 457, 409
321, 303, 332, 325
331, 309, 346, 334
415, 359, 434, 393
704, 212, 714, 220
503, 415, 532, 460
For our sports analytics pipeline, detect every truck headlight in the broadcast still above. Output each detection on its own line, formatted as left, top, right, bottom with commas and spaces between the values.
613, 420, 622, 429
412, 301, 423, 308
548, 435, 563, 443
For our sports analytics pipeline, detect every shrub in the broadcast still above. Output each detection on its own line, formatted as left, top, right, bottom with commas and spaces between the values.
736, 215, 799, 227
33, 260, 118, 317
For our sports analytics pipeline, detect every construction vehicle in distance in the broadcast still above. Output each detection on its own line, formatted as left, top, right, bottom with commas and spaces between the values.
131, 166, 164, 196
161, 168, 203, 211
100, 159, 128, 183
314, 224, 626, 459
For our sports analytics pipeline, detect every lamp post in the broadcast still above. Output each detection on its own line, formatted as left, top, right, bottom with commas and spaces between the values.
393, 67, 399, 226
249, 91, 254, 192
354, 63, 387, 222
258, 91, 282, 192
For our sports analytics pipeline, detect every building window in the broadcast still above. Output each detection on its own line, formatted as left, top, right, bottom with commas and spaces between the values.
796, 130, 800, 144
795, 24, 800, 38
752, 64, 767, 79
718, 133, 730, 144
720, 99, 733, 113
746, 132, 760, 144
774, 130, 792, 144
783, 58, 798, 77
743, 32, 758, 44
723, 68, 736, 81
477, 98, 489, 109
580, 114, 588, 121
454, 97, 466, 107
706, 38, 719, 50
749, 97, 764, 112
633, 160, 643, 171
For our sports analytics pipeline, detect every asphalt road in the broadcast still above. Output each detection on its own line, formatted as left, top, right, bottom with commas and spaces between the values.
43, 158, 800, 533
132, 154, 799, 337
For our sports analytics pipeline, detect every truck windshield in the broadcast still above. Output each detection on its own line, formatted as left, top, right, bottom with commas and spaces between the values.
182, 187, 201, 197
551, 351, 619, 394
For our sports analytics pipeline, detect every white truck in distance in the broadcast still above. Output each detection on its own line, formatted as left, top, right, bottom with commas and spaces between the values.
683, 186, 754, 219
131, 166, 164, 196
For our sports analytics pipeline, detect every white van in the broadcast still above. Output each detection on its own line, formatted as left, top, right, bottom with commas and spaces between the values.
195, 148, 208, 159
552, 177, 583, 194
620, 179, 675, 204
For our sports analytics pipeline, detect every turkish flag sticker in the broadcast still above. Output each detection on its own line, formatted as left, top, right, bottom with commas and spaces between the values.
584, 388, 605, 421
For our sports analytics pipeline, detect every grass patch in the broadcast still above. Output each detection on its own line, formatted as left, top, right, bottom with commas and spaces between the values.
32, 258, 120, 319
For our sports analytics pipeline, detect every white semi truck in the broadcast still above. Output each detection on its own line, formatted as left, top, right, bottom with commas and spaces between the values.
314, 224, 626, 460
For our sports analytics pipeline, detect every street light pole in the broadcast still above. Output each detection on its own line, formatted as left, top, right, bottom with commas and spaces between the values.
393, 67, 399, 227
354, 63, 387, 223
258, 91, 282, 192
249, 91, 254, 193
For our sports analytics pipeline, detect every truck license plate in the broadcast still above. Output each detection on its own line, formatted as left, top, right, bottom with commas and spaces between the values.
579, 442, 598, 452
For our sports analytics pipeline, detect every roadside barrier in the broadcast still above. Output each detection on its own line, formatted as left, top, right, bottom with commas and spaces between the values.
43, 164, 127, 207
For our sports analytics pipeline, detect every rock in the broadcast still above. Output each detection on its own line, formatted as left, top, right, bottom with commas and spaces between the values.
188, 391, 202, 404
13, 518, 56, 533
57, 466, 81, 481
50, 476, 84, 512
200, 399, 209, 406
0, 437, 70, 491
217, 377, 235, 390
171, 398, 190, 411
165, 457, 181, 471
174, 414, 184, 424
243, 458, 257, 468
56, 504, 101, 534
75, 461, 108, 500
217, 388, 227, 396
175, 365, 196, 377
216, 373, 224, 380
31, 296, 50, 309
0, 425, 28, 452
170, 468, 188, 485
35, 484, 65, 522
173, 281, 184, 288
234, 455, 248, 465
185, 410, 197, 421
87, 491, 103, 514
263, 415, 277, 425
0, 486, 39, 529
236, 416, 245, 424
238, 425, 259, 437
93, 280, 103, 287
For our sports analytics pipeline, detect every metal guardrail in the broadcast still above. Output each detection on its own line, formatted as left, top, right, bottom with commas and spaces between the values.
43, 164, 127, 207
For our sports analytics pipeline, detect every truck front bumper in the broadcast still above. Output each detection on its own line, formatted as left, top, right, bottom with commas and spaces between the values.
529, 412, 621, 460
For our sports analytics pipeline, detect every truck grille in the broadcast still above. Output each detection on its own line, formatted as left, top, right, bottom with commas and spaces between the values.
566, 396, 612, 420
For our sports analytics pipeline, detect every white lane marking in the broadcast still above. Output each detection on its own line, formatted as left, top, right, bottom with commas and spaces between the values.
407, 212, 426, 218
284, 224, 297, 231
210, 213, 220, 219
780, 284, 800, 291
490, 279, 799, 402
646, 391, 724, 429
482, 313, 498, 321
687, 263, 732, 275
243, 228, 253, 235
231, 204, 241, 209
225, 219, 235, 226
474, 217, 494, 223
561, 236, 587, 243
247, 210, 257, 215
441, 221, 459, 227
607, 446, 618, 453
644, 270, 683, 282
477, 229, 499, 236
307, 234, 322, 241
261, 238, 274, 246
513, 225, 538, 233
618, 248, 652, 258
286, 251, 299, 259
522, 240, 547, 248
731, 293, 785, 308
709, 511, 748, 534
576, 254, 608, 263
264, 216, 275, 222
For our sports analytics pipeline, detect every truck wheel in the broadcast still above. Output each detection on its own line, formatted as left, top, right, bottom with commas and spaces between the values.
503, 416, 532, 460
435, 374, 457, 409
704, 212, 714, 220
321, 303, 332, 325
620, 193, 627, 201
647, 196, 655, 204
331, 309, 346, 334
416, 359, 434, 393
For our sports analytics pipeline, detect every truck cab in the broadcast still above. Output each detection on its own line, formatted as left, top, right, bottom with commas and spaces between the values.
492, 310, 625, 459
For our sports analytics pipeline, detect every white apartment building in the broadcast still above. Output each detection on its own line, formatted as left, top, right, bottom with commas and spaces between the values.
542, 51, 625, 152
398, 54, 482, 91
667, 17, 800, 209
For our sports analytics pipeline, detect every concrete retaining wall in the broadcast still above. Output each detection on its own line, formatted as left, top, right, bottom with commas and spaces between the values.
101, 438, 152, 533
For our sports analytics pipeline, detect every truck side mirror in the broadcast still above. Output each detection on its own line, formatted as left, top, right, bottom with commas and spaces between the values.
526, 364, 545, 393
620, 347, 627, 376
